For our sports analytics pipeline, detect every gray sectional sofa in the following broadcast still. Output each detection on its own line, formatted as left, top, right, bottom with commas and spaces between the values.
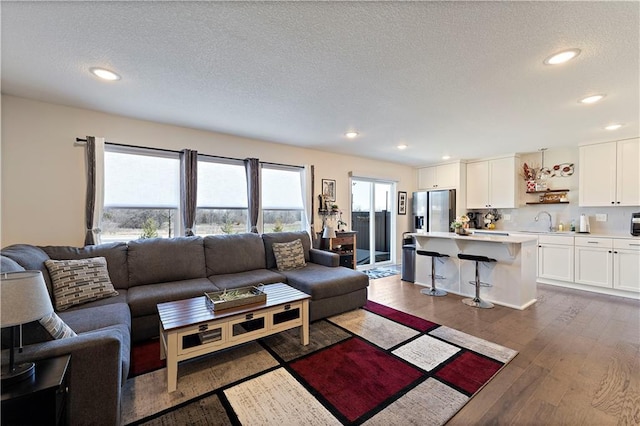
0, 231, 368, 426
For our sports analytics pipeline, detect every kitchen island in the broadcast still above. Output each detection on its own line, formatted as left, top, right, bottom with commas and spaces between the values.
410, 231, 538, 309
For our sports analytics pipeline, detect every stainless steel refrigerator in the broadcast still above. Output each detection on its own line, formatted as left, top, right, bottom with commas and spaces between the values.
412, 190, 456, 233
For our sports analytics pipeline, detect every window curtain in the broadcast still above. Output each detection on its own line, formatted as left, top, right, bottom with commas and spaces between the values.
180, 149, 198, 236
84, 136, 105, 246
301, 165, 312, 236
244, 158, 260, 233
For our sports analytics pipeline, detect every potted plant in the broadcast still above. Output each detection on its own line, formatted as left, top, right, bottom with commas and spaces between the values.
450, 215, 470, 234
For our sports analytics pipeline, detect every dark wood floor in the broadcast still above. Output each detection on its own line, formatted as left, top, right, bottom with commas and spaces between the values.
367, 275, 640, 425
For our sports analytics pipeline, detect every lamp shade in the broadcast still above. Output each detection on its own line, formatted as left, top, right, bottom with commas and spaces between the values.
322, 226, 337, 239
1, 271, 53, 327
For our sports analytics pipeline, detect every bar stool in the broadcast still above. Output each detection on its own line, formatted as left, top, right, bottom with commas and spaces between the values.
416, 250, 449, 297
457, 253, 496, 309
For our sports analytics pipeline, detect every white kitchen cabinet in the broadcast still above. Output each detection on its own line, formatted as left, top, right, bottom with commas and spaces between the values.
418, 163, 458, 190
466, 156, 517, 209
537, 235, 574, 282
613, 239, 640, 293
574, 237, 613, 288
579, 138, 640, 206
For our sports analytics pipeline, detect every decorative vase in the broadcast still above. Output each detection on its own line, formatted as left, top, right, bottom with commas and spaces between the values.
455, 227, 464, 235
526, 180, 536, 193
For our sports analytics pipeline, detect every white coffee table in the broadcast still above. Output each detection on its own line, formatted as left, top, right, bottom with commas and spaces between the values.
157, 283, 310, 392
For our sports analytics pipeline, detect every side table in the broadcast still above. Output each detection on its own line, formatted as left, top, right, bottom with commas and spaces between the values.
1, 354, 70, 425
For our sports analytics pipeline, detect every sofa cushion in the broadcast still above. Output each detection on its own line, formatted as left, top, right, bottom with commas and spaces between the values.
208, 269, 285, 290
127, 237, 206, 286
1, 245, 53, 294
39, 312, 77, 339
60, 303, 131, 335
204, 233, 267, 276
41, 242, 129, 289
127, 278, 217, 317
45, 257, 119, 311
1, 255, 25, 273
272, 239, 306, 271
277, 263, 369, 300
262, 231, 312, 270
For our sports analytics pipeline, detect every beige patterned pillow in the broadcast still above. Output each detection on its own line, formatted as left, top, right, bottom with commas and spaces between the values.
39, 312, 77, 339
44, 257, 118, 311
272, 239, 307, 271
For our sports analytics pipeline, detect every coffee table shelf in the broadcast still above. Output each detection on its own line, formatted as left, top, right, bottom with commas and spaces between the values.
158, 283, 310, 392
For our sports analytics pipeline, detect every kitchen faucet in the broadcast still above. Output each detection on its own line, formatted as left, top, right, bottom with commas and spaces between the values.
535, 211, 553, 232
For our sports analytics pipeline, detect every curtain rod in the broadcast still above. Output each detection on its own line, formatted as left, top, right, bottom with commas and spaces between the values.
75, 137, 303, 169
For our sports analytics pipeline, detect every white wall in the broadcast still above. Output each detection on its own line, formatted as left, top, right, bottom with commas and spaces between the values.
1, 95, 416, 260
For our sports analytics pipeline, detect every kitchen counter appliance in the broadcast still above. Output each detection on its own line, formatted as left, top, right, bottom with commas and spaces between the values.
632, 212, 640, 236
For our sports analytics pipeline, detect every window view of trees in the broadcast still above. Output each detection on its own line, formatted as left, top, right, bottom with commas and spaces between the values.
101, 208, 178, 242
195, 209, 248, 235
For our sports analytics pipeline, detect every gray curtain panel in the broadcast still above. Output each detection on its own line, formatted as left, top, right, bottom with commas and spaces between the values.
244, 158, 260, 233
84, 136, 96, 246
180, 149, 198, 236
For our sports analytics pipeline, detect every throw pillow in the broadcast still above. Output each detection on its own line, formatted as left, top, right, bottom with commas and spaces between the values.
39, 312, 77, 339
272, 239, 306, 271
44, 257, 118, 311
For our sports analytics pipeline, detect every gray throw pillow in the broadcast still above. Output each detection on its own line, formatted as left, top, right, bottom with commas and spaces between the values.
44, 257, 118, 311
39, 312, 77, 339
272, 239, 306, 271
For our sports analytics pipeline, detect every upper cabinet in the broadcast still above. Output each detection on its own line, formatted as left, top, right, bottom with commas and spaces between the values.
466, 155, 518, 209
417, 163, 459, 190
579, 138, 640, 206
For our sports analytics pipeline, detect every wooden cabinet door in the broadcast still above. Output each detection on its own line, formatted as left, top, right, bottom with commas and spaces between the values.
574, 246, 613, 288
488, 156, 516, 208
418, 167, 437, 189
616, 138, 640, 206
538, 244, 574, 282
435, 163, 458, 189
579, 142, 617, 206
466, 160, 489, 209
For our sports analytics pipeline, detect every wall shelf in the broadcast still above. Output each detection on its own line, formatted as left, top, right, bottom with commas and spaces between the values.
525, 189, 570, 194
525, 201, 570, 205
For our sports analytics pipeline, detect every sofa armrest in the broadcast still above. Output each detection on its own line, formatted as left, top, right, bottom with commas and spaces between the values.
309, 248, 339, 267
14, 329, 126, 426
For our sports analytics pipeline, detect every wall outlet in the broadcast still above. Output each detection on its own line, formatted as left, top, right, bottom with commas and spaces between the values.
503, 214, 511, 221
596, 214, 607, 222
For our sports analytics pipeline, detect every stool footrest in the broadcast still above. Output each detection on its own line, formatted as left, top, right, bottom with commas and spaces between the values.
468, 280, 492, 287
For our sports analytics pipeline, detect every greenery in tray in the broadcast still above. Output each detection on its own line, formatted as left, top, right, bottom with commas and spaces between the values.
210, 288, 260, 302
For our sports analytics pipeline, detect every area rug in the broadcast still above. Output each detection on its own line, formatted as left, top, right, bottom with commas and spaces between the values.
122, 300, 517, 425
362, 267, 400, 280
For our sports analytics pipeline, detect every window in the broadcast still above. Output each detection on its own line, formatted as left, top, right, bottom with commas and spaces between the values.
261, 165, 305, 233
101, 146, 180, 242
195, 158, 248, 235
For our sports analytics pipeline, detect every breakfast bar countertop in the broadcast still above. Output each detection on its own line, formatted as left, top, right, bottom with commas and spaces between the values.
409, 231, 538, 244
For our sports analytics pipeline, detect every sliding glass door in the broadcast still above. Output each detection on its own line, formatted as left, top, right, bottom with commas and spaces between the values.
351, 178, 395, 268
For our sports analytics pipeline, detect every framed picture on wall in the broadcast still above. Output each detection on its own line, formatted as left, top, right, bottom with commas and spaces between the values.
322, 179, 336, 202
398, 191, 407, 215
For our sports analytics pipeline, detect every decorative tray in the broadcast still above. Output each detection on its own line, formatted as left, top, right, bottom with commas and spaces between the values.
205, 286, 266, 311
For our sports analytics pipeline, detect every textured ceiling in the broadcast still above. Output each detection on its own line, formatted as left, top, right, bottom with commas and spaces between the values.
1, 1, 638, 166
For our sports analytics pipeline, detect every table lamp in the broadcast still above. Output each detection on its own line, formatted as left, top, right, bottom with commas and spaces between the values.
1, 271, 54, 385
322, 226, 337, 239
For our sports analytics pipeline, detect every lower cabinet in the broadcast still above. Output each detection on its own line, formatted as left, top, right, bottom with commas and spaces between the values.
574, 237, 613, 288
538, 235, 574, 282
535, 234, 639, 297
613, 239, 640, 292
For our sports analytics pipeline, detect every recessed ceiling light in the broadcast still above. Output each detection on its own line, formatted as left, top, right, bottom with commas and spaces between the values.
442, 155, 451, 160
344, 131, 359, 139
90, 67, 121, 81
579, 94, 605, 104
397, 144, 408, 150
605, 123, 623, 130
544, 48, 581, 65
